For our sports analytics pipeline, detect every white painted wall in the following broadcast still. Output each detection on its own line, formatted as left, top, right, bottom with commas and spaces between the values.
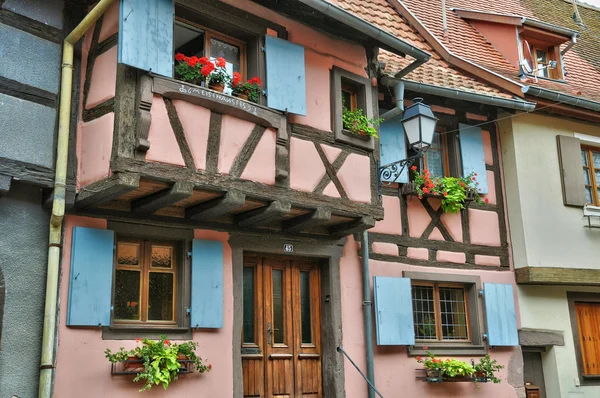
498, 113, 600, 269
518, 286, 600, 398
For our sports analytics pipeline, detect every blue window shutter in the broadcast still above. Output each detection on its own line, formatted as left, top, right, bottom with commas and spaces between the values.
374, 276, 415, 345
265, 35, 306, 116
380, 114, 408, 183
483, 283, 519, 346
191, 239, 224, 328
67, 227, 114, 326
118, 0, 174, 78
459, 123, 488, 194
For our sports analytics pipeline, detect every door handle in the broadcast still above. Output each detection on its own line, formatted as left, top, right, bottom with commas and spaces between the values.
267, 322, 272, 345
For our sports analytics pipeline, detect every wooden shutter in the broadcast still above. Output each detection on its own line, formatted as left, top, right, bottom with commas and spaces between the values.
118, 0, 174, 78
191, 239, 224, 328
574, 302, 600, 375
67, 227, 114, 326
557, 135, 586, 207
459, 123, 488, 194
380, 114, 408, 183
265, 35, 306, 116
483, 283, 518, 346
374, 276, 415, 345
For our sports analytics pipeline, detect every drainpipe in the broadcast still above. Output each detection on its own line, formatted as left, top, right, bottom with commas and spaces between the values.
361, 230, 376, 398
380, 81, 404, 121
38, 1, 116, 397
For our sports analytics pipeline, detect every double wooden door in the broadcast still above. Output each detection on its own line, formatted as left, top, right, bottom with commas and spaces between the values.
242, 255, 322, 398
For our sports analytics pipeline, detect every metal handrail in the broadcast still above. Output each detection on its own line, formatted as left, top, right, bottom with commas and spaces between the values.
337, 347, 385, 398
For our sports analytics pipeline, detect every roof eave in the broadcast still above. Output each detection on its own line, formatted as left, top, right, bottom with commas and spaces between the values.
522, 86, 600, 112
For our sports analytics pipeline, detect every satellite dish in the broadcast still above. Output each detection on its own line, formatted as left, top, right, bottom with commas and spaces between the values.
521, 40, 534, 74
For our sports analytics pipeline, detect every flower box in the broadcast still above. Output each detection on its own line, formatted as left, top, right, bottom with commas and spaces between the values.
401, 181, 479, 205
110, 356, 194, 376
416, 368, 490, 383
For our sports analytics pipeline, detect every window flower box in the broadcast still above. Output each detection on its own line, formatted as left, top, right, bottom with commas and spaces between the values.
415, 352, 503, 384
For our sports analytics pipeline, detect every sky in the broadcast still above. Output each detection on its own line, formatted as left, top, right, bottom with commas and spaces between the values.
579, 0, 600, 8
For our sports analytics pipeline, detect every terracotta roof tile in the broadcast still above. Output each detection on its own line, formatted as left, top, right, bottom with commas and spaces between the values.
398, 0, 600, 102
328, 0, 515, 99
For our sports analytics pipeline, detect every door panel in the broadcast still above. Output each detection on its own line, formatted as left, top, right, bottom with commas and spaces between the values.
242, 255, 322, 398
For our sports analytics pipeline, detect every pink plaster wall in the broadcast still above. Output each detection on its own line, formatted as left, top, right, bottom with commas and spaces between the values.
77, 113, 114, 186
372, 242, 398, 256
321, 143, 342, 164
483, 170, 497, 204
407, 197, 430, 237
54, 217, 234, 397
323, 181, 340, 198
372, 195, 402, 235
98, 1, 119, 43
336, 153, 371, 203
290, 137, 326, 192
469, 20, 520, 68
173, 100, 211, 170
437, 250, 466, 264
469, 209, 501, 246
147, 94, 185, 166
86, 46, 117, 109
218, 115, 254, 174
407, 247, 428, 260
240, 128, 276, 185
340, 237, 521, 398
482, 129, 494, 165
475, 255, 502, 267
440, 211, 462, 242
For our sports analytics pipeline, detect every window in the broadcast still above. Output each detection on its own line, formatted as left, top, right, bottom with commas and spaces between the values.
412, 283, 470, 342
568, 292, 600, 385
331, 67, 374, 151
582, 147, 600, 206
532, 47, 550, 78
114, 239, 178, 326
404, 272, 485, 355
423, 132, 449, 178
174, 20, 247, 94
521, 38, 562, 80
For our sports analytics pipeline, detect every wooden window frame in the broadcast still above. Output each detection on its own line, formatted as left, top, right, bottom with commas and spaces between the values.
581, 146, 600, 206
341, 84, 358, 111
423, 130, 451, 178
523, 36, 563, 80
412, 282, 472, 343
568, 292, 600, 385
103, 222, 193, 340
404, 272, 486, 356
174, 18, 248, 81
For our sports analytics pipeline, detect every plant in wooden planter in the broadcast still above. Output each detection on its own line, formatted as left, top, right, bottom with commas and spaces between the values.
230, 72, 262, 103
417, 352, 475, 381
205, 57, 229, 92
341, 107, 382, 138
473, 354, 504, 384
105, 335, 211, 392
409, 167, 488, 213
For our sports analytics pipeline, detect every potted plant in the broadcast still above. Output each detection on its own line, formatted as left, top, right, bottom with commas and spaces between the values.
230, 72, 262, 103
341, 107, 382, 138
473, 354, 504, 383
408, 167, 488, 213
105, 335, 211, 392
205, 57, 229, 92
416, 351, 474, 382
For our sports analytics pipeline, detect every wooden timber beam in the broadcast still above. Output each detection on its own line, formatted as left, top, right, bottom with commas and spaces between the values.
132, 180, 194, 215
0, 175, 12, 197
235, 200, 291, 228
186, 189, 246, 220
75, 172, 140, 209
515, 266, 600, 286
328, 216, 376, 238
282, 207, 331, 233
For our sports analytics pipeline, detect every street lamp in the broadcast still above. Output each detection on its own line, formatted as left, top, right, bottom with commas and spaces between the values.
378, 98, 438, 194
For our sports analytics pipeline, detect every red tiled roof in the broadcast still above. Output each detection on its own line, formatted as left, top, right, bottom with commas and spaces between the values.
398, 0, 600, 103
328, 0, 516, 99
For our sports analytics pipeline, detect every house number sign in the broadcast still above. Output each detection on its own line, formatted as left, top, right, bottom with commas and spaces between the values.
178, 84, 259, 115
283, 244, 294, 253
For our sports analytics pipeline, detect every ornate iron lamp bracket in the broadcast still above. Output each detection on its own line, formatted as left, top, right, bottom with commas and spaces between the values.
377, 151, 425, 198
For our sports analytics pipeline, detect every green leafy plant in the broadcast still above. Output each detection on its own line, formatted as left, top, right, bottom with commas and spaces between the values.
417, 351, 474, 378
474, 354, 504, 384
341, 107, 382, 138
105, 335, 211, 392
411, 167, 487, 213
229, 72, 262, 103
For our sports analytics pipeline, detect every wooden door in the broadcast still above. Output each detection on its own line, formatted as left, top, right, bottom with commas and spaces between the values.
242, 255, 322, 398
523, 350, 546, 398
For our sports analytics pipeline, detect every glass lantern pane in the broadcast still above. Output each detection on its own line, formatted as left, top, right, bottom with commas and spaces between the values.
114, 270, 141, 320
148, 272, 174, 321
419, 117, 437, 148
402, 117, 421, 148
151, 245, 172, 269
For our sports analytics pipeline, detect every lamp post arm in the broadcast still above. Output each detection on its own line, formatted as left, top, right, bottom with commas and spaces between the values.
377, 150, 425, 198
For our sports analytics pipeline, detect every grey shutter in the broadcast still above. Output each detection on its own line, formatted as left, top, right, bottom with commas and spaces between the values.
557, 135, 586, 207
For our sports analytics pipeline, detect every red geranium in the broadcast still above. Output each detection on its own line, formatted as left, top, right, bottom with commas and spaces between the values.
164, 339, 170, 345
232, 71, 241, 87
201, 63, 215, 76
175, 53, 186, 61
410, 165, 417, 171
216, 57, 227, 68
484, 198, 489, 203
199, 56, 210, 65
187, 57, 198, 67
249, 76, 262, 86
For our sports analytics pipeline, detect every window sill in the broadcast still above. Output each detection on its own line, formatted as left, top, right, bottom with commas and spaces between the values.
151, 75, 286, 135
102, 326, 192, 341
408, 344, 487, 357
